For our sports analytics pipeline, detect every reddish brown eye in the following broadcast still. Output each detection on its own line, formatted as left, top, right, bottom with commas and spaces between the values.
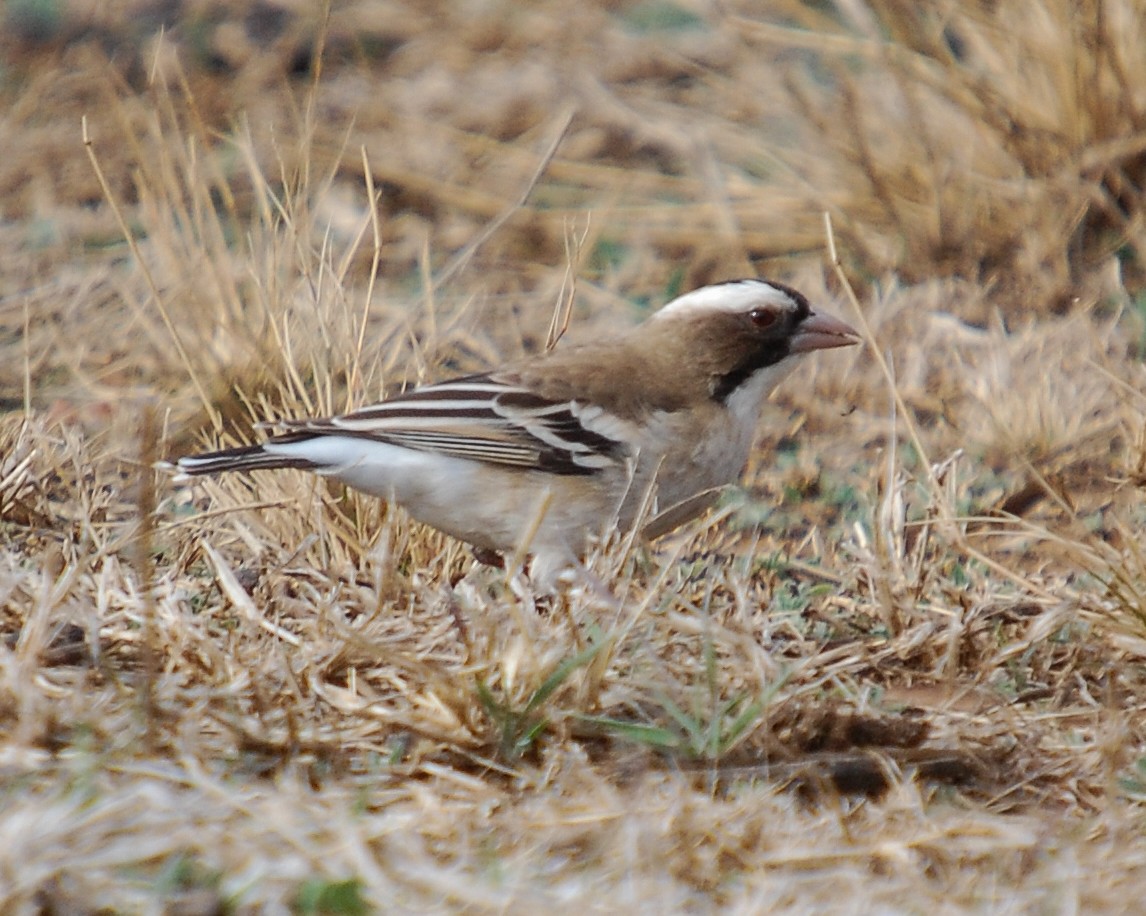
749, 308, 778, 329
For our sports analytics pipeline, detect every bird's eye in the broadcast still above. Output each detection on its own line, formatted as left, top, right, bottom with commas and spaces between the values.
748, 308, 778, 330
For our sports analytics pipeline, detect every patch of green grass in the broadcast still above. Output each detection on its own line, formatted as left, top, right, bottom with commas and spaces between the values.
477, 636, 608, 761
586, 690, 767, 762
4, 0, 63, 42
1119, 756, 1146, 802
293, 877, 369, 916
582, 612, 788, 762
662, 265, 686, 302
618, 1, 706, 33
588, 236, 628, 276
771, 577, 835, 616
155, 852, 225, 901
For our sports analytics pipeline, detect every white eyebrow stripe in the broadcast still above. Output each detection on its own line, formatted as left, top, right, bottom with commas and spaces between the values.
653, 279, 794, 319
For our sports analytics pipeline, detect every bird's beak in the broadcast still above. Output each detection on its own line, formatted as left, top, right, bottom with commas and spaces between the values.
789, 310, 861, 353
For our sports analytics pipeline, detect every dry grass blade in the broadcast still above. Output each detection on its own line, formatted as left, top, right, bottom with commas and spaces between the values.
432, 106, 575, 293
3, 1, 1146, 911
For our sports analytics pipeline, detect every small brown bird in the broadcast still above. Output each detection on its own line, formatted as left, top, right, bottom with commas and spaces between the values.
176, 280, 859, 585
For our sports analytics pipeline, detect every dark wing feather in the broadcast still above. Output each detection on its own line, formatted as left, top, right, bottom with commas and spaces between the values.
277, 374, 632, 475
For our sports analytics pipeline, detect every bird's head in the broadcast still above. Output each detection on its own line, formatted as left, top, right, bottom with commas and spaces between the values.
648, 279, 860, 403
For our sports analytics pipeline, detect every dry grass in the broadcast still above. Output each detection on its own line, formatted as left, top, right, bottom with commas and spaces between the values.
3, 0, 1146, 911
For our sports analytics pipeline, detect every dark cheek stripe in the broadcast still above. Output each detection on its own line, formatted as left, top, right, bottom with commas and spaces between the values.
711, 342, 788, 403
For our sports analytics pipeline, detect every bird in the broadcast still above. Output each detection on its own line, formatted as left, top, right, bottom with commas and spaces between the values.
174, 279, 860, 586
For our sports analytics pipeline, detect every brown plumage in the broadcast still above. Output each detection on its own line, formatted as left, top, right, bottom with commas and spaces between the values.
174, 279, 859, 586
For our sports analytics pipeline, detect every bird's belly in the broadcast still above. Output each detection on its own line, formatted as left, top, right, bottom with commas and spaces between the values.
638, 412, 756, 513
264, 435, 625, 556
398, 467, 628, 559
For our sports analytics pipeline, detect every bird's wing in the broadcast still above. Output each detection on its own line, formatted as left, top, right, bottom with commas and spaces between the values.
278, 374, 633, 475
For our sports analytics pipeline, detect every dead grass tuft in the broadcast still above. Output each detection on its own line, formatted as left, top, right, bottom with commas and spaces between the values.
3, 0, 1146, 910
739, 0, 1146, 312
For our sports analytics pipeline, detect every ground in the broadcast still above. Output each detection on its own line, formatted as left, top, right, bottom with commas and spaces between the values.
3, 1, 1146, 912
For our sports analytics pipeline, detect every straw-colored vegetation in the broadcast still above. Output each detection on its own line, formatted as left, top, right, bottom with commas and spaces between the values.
3, 0, 1146, 911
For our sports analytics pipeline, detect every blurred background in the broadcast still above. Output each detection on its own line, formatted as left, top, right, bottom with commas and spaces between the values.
4, 0, 1144, 427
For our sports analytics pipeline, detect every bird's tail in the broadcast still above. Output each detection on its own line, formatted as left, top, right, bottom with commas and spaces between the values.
171, 438, 319, 477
